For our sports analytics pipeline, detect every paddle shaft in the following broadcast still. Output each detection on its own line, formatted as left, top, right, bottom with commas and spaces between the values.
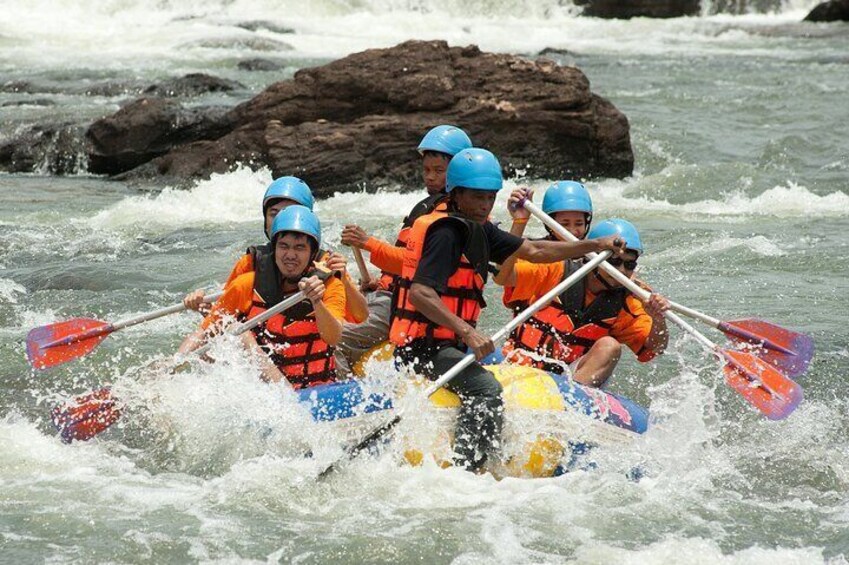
351, 247, 372, 286
523, 200, 724, 356
42, 290, 225, 349
190, 290, 307, 358
423, 249, 613, 396
318, 249, 611, 478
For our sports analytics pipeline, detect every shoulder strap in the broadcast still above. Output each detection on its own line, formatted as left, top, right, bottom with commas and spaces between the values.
428, 214, 490, 282
403, 192, 447, 229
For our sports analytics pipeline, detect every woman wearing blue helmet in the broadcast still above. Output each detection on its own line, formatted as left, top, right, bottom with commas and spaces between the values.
389, 148, 626, 472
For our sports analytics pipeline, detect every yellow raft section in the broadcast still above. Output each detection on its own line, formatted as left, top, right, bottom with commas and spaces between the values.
352, 342, 572, 478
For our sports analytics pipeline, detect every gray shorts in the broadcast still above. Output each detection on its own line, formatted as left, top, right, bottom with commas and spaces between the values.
334, 290, 392, 375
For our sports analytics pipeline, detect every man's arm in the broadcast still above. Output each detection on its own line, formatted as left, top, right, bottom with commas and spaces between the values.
409, 283, 493, 360
515, 235, 624, 264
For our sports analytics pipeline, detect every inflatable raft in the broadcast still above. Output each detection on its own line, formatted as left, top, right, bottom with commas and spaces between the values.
298, 362, 648, 478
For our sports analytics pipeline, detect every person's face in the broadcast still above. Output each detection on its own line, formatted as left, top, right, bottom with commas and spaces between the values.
597, 250, 639, 286
422, 153, 450, 195
264, 198, 299, 237
552, 211, 589, 239
452, 188, 498, 224
274, 233, 313, 278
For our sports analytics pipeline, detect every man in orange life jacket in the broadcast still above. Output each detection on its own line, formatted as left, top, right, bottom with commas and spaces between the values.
498, 200, 670, 387
183, 176, 368, 329
390, 148, 627, 472
178, 205, 345, 389
338, 125, 473, 372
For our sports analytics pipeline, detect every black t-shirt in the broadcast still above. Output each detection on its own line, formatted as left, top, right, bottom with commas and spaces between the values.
412, 220, 523, 292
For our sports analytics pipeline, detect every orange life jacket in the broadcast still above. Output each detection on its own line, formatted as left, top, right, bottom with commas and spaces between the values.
502, 261, 630, 373
389, 211, 489, 348
377, 192, 449, 292
247, 247, 337, 390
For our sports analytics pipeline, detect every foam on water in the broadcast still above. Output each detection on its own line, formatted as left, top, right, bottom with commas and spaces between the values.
86, 167, 271, 232
0, 0, 826, 73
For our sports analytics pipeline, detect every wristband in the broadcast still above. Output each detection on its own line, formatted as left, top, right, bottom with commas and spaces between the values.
513, 218, 528, 225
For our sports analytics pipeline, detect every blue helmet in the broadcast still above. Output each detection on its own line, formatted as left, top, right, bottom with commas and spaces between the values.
263, 176, 315, 215
446, 148, 503, 192
270, 205, 322, 253
587, 218, 643, 255
417, 125, 473, 157
542, 181, 593, 216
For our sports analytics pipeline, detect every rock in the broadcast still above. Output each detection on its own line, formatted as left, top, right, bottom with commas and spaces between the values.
143, 73, 246, 97
575, 0, 699, 18
182, 37, 294, 52
538, 47, 575, 57
804, 0, 849, 21
0, 123, 87, 174
237, 58, 285, 72
86, 98, 233, 175
1, 98, 55, 107
93, 41, 635, 187
235, 20, 295, 34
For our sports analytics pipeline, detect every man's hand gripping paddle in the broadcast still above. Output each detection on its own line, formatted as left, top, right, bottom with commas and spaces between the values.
316, 249, 615, 479
27, 291, 224, 370
523, 199, 803, 420
50, 290, 308, 443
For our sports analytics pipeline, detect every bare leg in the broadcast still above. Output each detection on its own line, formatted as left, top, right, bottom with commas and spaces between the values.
571, 336, 622, 388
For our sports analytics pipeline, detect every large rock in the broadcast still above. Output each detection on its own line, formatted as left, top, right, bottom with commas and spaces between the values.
86, 98, 232, 175
804, 0, 849, 21
95, 41, 633, 193
0, 123, 87, 175
575, 0, 699, 18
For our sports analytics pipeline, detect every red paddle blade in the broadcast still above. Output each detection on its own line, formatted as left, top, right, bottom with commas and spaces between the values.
51, 387, 122, 443
26, 318, 112, 370
719, 318, 814, 379
721, 349, 803, 420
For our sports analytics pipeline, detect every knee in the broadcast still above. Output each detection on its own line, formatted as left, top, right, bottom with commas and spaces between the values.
592, 336, 622, 361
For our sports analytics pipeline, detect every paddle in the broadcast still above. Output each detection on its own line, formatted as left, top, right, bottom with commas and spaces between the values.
351, 246, 373, 287
660, 305, 814, 378
523, 199, 803, 420
525, 205, 813, 377
51, 289, 308, 443
317, 248, 614, 479
27, 291, 225, 370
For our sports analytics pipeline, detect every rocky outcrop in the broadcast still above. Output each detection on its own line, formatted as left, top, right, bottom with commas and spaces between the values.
142, 73, 245, 97
0, 123, 87, 175
90, 41, 633, 194
86, 98, 232, 175
575, 0, 699, 18
804, 0, 849, 21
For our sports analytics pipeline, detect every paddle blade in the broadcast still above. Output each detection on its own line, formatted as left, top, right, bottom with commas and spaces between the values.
719, 318, 814, 378
721, 349, 803, 420
51, 387, 122, 443
26, 318, 111, 370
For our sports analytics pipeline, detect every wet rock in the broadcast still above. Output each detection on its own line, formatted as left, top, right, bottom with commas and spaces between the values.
97, 41, 634, 187
237, 58, 285, 72
538, 47, 576, 57
1, 98, 55, 107
575, 0, 699, 18
143, 73, 246, 97
182, 37, 294, 51
2, 42, 634, 185
235, 20, 295, 34
804, 0, 849, 21
86, 98, 232, 175
0, 123, 87, 174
